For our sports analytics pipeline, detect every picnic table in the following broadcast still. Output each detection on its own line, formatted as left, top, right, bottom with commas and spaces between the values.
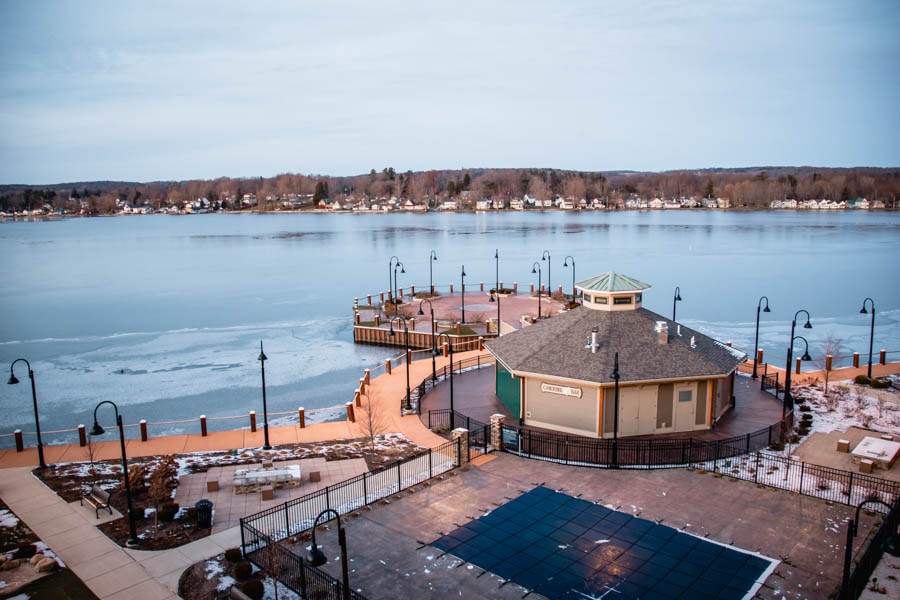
233, 464, 302, 494
851, 436, 900, 470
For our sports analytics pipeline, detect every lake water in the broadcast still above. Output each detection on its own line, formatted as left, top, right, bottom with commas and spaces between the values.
1, 211, 898, 446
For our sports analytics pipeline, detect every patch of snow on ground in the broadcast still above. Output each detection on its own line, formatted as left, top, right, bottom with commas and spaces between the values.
33, 541, 65, 568
792, 381, 900, 437
144, 508, 156, 518
0, 509, 19, 528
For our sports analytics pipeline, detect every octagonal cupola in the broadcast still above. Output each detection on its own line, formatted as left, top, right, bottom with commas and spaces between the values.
575, 271, 650, 311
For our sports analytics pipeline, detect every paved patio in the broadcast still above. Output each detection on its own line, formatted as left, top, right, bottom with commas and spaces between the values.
795, 426, 900, 482
298, 452, 878, 600
174, 457, 369, 532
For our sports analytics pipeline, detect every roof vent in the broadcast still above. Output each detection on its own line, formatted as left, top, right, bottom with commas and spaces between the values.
586, 326, 601, 353
655, 321, 668, 345
677, 324, 681, 337
690, 336, 696, 348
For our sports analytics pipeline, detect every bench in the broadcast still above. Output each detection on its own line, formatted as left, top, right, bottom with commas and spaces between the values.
80, 485, 113, 518
860, 458, 874, 474
229, 585, 252, 600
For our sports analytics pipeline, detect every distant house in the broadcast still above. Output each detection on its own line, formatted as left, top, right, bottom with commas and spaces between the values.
510, 198, 525, 210
492, 198, 506, 210
475, 199, 492, 211
542, 199, 553, 208
441, 199, 458, 211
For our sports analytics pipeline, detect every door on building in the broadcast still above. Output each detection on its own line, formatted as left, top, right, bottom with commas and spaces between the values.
618, 388, 640, 436
674, 386, 695, 432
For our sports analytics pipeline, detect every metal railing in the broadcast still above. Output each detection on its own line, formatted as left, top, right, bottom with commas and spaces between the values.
403, 353, 495, 415
761, 371, 781, 399
425, 409, 491, 460
842, 496, 900, 599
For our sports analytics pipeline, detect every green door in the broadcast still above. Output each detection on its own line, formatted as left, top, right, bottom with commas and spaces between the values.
495, 363, 521, 418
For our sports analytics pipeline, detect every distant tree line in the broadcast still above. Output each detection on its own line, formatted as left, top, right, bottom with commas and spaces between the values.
1, 167, 897, 213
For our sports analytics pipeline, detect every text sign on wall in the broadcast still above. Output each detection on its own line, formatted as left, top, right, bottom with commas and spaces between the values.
540, 382, 583, 398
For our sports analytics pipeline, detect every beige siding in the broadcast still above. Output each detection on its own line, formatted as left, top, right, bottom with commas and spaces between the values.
524, 377, 598, 437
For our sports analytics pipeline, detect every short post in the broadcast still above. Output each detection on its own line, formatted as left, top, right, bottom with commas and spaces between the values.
380, 291, 384, 304
513, 282, 518, 295
250, 410, 257, 432
298, 407, 305, 428
354, 312, 360, 325
499, 281, 503, 292
430, 284, 435, 295
478, 336, 484, 351
200, 415, 208, 436
795, 357, 801, 374
354, 389, 360, 407
530, 283, 534, 295
558, 285, 563, 296
385, 358, 392, 375
757, 348, 764, 368
880, 349, 886, 365
490, 414, 505, 451
456, 322, 461, 335
409, 317, 415, 331
374, 315, 380, 327
450, 283, 454, 293
346, 402, 355, 423
452, 428, 469, 465
826, 355, 833, 372
359, 377, 366, 396
480, 282, 484, 292
364, 369, 370, 385
14, 429, 23, 452
853, 352, 860, 368
442, 341, 449, 357
399, 287, 403, 298
78, 424, 87, 447
354, 297, 358, 308
140, 420, 148, 442
367, 294, 372, 305
726, 341, 732, 347
410, 285, 415, 296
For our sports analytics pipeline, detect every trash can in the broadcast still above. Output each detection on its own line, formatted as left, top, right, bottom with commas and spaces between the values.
195, 499, 213, 529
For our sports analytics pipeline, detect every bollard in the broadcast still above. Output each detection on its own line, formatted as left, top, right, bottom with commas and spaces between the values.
513, 282, 517, 295
452, 428, 469, 465
530, 283, 535, 295
410, 317, 415, 331
388, 290, 392, 301
450, 283, 454, 293
880, 349, 886, 365
480, 282, 484, 292
456, 322, 461, 335
14, 430, 23, 452
250, 410, 257, 432
354, 389, 361, 407
374, 315, 380, 327
478, 336, 484, 351
499, 281, 503, 292
757, 349, 764, 366
726, 341, 732, 347
399, 287, 403, 299
795, 357, 801, 375
442, 341, 449, 357
490, 414, 506, 451
367, 294, 372, 305
364, 369, 370, 385
825, 355, 833, 371
558, 285, 563, 296
355, 311, 360, 325
359, 377, 366, 395
78, 424, 87, 447
346, 402, 355, 423
200, 415, 208, 437
853, 352, 860, 368
354, 297, 358, 308
140, 420, 148, 442
431, 284, 435, 295
386, 358, 392, 375
298, 407, 305, 428
411, 285, 415, 296
380, 291, 384, 304
541, 284, 545, 294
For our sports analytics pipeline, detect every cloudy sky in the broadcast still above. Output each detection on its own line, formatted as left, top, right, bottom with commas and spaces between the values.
1, 0, 898, 184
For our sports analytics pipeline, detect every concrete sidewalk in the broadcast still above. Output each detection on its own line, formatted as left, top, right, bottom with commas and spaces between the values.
0, 349, 491, 469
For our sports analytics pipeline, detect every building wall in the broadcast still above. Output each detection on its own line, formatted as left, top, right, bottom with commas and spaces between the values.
495, 363, 521, 418
523, 376, 598, 437
600, 379, 713, 438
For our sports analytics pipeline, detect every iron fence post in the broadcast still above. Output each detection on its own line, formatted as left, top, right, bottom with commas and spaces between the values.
397, 459, 402, 492
240, 518, 246, 556
484, 424, 489, 453
326, 484, 330, 512
841, 519, 854, 600
429, 448, 433, 478
428, 410, 432, 429
681, 440, 686, 464
363, 472, 368, 505
285, 504, 290, 538
456, 436, 461, 467
754, 452, 759, 484
799, 461, 805, 494
528, 428, 532, 458
849, 472, 854, 503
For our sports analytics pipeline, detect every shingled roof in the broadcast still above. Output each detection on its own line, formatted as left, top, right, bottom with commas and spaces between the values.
485, 306, 746, 384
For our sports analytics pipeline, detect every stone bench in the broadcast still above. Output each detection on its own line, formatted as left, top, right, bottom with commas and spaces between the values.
261, 485, 275, 501
836, 439, 850, 453
860, 458, 874, 474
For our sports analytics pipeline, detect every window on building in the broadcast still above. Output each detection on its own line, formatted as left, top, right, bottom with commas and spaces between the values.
594, 296, 608, 304
678, 390, 692, 402
613, 296, 632, 305
635, 294, 642, 303
584, 293, 591, 303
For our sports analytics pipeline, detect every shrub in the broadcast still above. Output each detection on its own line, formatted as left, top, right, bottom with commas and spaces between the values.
12, 544, 37, 559
233, 561, 253, 581
224, 547, 242, 562
787, 434, 800, 444
872, 378, 891, 389
158, 502, 179, 522
241, 579, 264, 600
769, 441, 785, 451
797, 427, 810, 436
798, 404, 811, 412
185, 507, 197, 521
855, 375, 871, 385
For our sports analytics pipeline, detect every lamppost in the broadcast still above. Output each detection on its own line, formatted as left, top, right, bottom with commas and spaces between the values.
417, 299, 437, 383
429, 250, 438, 294
860, 298, 876, 378
388, 255, 401, 303
563, 256, 575, 303
840, 499, 898, 600
460, 265, 467, 324
436, 332, 455, 429
541, 250, 551, 295
389, 316, 411, 411
393, 261, 405, 304
783, 325, 813, 419
672, 286, 682, 322
258, 341, 271, 450
752, 296, 772, 379
531, 262, 542, 319
90, 400, 138, 546
610, 350, 621, 468
489, 249, 500, 334
7, 358, 46, 469
305, 509, 350, 600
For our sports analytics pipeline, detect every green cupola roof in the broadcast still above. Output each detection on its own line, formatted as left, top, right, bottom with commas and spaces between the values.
575, 272, 651, 293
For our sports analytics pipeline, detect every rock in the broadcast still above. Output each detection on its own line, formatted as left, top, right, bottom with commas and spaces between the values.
35, 557, 58, 573
29, 553, 46, 566
2, 558, 24, 570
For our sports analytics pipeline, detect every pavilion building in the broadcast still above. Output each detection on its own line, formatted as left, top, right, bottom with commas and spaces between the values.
485, 272, 746, 438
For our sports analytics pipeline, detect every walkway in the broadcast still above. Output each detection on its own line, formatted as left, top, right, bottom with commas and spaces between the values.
0, 349, 492, 469
754, 359, 900, 386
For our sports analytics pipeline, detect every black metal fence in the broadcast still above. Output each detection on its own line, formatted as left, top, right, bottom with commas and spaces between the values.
406, 353, 494, 414
761, 371, 781, 399
426, 409, 490, 460
242, 523, 368, 600
842, 495, 900, 599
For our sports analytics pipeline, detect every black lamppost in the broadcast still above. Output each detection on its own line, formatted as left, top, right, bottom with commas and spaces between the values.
781, 309, 812, 419
460, 265, 467, 324
393, 261, 405, 304
752, 296, 772, 379
563, 256, 575, 303
541, 250, 551, 295
489, 249, 500, 334
610, 351, 620, 469
90, 400, 138, 546
389, 316, 411, 410
672, 286, 682, 322
860, 298, 876, 378
258, 341, 271, 450
429, 250, 437, 295
436, 332, 455, 429
306, 509, 350, 600
840, 499, 898, 600
8, 358, 46, 469
388, 255, 400, 303
531, 262, 542, 319
418, 299, 437, 382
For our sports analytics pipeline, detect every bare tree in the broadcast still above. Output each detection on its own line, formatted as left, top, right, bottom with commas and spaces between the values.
357, 390, 389, 453
817, 334, 843, 398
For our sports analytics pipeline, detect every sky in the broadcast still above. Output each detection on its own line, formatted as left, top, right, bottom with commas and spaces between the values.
1, 0, 898, 184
